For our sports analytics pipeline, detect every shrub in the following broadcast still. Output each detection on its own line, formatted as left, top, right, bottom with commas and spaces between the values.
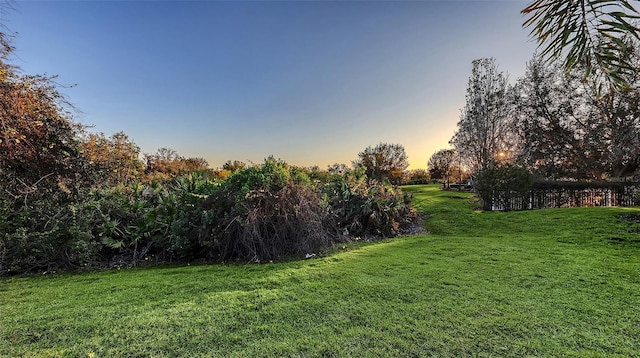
323, 169, 416, 237
201, 158, 336, 262
0, 156, 418, 274
403, 169, 430, 185
0, 190, 104, 274
475, 162, 533, 211
0, 172, 221, 275
98, 173, 219, 263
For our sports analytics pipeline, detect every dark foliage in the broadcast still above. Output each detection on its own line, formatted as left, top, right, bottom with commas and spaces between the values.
354, 143, 409, 185
403, 169, 431, 185
1, 157, 417, 274
322, 168, 417, 238
199, 158, 335, 262
0, 32, 417, 274
0, 173, 217, 274
475, 162, 533, 211
201, 158, 415, 262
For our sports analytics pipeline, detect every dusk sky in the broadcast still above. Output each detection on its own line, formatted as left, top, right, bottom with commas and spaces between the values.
5, 1, 538, 169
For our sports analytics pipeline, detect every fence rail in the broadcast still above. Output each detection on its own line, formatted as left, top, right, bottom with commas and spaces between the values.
489, 182, 640, 211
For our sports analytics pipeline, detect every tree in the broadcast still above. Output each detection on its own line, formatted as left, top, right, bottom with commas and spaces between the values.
182, 157, 209, 172
403, 169, 430, 185
144, 147, 208, 181
593, 76, 640, 177
522, 0, 640, 92
450, 58, 515, 175
513, 56, 591, 179
513, 52, 640, 179
589, 39, 640, 177
81, 131, 144, 185
0, 32, 89, 201
222, 160, 247, 173
427, 149, 457, 189
354, 143, 409, 185
0, 31, 15, 81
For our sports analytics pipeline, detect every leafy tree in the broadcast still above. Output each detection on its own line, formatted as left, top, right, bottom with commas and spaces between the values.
513, 52, 640, 179
354, 143, 409, 185
513, 56, 591, 179
590, 40, 640, 177
427, 149, 457, 188
0, 32, 89, 201
144, 147, 181, 173
222, 160, 247, 173
182, 157, 209, 172
144, 147, 208, 181
81, 131, 144, 185
594, 86, 640, 177
522, 0, 640, 92
450, 58, 515, 175
403, 169, 430, 185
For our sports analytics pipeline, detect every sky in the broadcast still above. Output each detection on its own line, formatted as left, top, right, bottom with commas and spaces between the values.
3, 0, 538, 170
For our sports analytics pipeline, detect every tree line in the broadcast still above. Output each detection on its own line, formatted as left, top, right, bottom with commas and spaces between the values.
428, 0, 640, 206
0, 29, 427, 274
450, 49, 640, 182
432, 50, 640, 208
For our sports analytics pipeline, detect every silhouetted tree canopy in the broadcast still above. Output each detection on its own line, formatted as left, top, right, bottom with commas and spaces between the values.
354, 143, 409, 185
450, 58, 515, 175
428, 149, 457, 188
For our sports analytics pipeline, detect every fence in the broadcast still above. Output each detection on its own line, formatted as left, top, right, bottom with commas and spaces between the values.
489, 181, 640, 211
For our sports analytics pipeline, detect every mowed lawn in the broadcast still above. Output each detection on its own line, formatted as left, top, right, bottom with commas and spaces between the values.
1, 185, 639, 357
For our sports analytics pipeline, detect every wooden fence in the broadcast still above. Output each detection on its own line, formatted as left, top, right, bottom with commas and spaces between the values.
489, 181, 640, 211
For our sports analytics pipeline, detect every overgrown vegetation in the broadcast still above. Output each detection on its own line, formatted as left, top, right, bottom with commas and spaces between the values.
1, 156, 416, 274
474, 161, 533, 211
2, 185, 638, 356
0, 30, 416, 275
200, 158, 334, 262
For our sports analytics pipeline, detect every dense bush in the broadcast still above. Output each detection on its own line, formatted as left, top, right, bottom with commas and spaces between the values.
403, 169, 431, 185
0, 158, 417, 275
475, 162, 533, 211
0, 173, 219, 274
323, 168, 416, 237
92, 173, 219, 263
200, 158, 337, 262
200, 160, 416, 262
1, 190, 101, 274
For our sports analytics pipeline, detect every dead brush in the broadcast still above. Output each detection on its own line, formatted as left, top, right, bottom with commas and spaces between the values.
215, 184, 337, 262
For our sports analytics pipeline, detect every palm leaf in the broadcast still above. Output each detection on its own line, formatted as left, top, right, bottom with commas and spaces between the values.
522, 0, 640, 93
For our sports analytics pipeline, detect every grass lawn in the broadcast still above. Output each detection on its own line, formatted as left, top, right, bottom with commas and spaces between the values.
1, 184, 639, 357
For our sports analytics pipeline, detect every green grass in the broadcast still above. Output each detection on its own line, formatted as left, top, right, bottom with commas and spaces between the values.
2, 184, 640, 357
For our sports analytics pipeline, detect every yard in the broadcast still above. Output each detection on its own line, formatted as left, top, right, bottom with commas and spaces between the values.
1, 184, 639, 356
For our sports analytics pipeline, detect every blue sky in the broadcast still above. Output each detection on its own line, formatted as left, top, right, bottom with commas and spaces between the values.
5, 0, 538, 169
